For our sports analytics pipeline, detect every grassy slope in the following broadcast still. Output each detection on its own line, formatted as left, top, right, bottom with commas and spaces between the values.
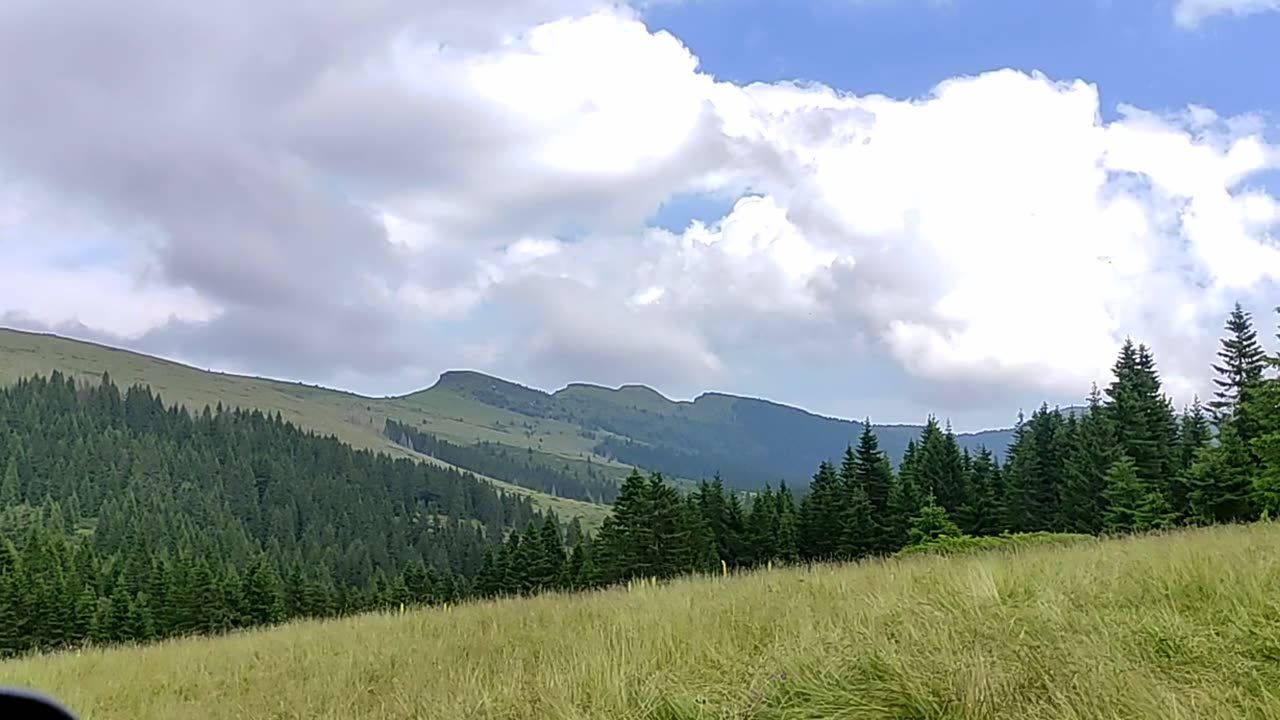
0, 328, 609, 527
8, 523, 1280, 719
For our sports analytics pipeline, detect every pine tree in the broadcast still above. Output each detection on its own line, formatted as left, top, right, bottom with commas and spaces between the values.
0, 457, 19, 507
685, 496, 722, 574
605, 470, 654, 581
648, 475, 694, 578
914, 417, 969, 517
907, 496, 962, 545
896, 440, 924, 517
1209, 302, 1267, 427
957, 447, 1005, 537
745, 486, 778, 566
798, 461, 843, 561
839, 481, 876, 560
1003, 411, 1043, 532
1057, 388, 1114, 535
1103, 456, 1143, 533
562, 541, 588, 591
529, 515, 566, 592
774, 483, 800, 563
1245, 362, 1280, 515
474, 549, 503, 598
1187, 423, 1256, 524
240, 554, 284, 627
851, 423, 901, 554
1105, 340, 1179, 503
1103, 455, 1171, 533
1171, 397, 1211, 520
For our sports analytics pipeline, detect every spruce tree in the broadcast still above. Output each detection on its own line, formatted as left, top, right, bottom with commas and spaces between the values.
1105, 340, 1179, 503
1057, 387, 1114, 535
774, 483, 800, 562
957, 447, 1005, 537
798, 461, 843, 561
745, 486, 778, 566
896, 440, 924, 517
1171, 397, 1211, 520
529, 515, 566, 592
240, 554, 284, 627
907, 496, 962, 545
914, 417, 969, 517
1103, 455, 1171, 533
1187, 423, 1256, 524
1102, 455, 1144, 533
1246, 367, 1280, 515
563, 541, 587, 591
851, 423, 900, 553
0, 457, 19, 507
1209, 302, 1267, 427
839, 482, 876, 560
647, 475, 694, 578
1002, 411, 1043, 532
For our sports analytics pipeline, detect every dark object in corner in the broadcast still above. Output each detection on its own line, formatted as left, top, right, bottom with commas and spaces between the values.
0, 688, 77, 719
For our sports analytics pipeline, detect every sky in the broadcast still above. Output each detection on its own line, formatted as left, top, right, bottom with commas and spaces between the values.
1, 0, 1279, 431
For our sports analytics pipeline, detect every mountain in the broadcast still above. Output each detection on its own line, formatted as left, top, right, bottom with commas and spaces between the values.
0, 327, 1016, 503
0, 327, 610, 526
423, 371, 1016, 490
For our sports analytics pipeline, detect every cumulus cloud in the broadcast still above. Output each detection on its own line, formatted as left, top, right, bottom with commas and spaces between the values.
1174, 0, 1280, 27
1, 0, 1278, 420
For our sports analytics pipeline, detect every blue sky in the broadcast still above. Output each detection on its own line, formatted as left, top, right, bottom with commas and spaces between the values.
3, 0, 1279, 432
629, 0, 1280, 427
644, 0, 1280, 121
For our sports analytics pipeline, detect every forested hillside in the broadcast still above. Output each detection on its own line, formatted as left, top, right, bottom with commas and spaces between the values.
0, 328, 610, 523
1, 303, 1277, 659
384, 419, 623, 503
0, 374, 548, 656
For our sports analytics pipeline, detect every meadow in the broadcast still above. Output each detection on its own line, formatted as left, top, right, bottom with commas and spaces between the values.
5, 522, 1279, 719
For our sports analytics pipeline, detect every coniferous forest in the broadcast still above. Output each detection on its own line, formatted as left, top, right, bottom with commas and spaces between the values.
1, 304, 1278, 658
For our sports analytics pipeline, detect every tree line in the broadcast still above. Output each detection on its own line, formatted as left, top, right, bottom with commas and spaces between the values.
470, 303, 1280, 593
384, 419, 621, 503
0, 304, 1278, 657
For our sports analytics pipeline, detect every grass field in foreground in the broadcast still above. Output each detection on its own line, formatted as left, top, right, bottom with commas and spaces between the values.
6, 523, 1280, 719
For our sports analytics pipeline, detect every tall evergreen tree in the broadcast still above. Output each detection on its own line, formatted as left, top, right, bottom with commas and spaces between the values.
851, 423, 901, 554
1208, 302, 1267, 427
1057, 387, 1115, 535
798, 461, 843, 561
957, 447, 1005, 537
914, 417, 969, 518
1105, 340, 1179, 504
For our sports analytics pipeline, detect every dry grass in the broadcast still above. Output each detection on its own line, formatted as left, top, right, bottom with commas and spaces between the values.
6, 523, 1280, 719
0, 328, 610, 527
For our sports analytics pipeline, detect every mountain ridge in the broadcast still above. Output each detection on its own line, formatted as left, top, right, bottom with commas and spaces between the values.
0, 326, 1018, 500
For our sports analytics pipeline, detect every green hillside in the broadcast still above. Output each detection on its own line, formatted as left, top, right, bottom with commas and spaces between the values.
435, 370, 1017, 489
7, 522, 1280, 719
0, 327, 1015, 504
0, 328, 610, 527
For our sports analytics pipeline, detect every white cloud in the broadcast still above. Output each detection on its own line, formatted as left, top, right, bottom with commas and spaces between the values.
2, 2, 1279, 418
1174, 0, 1280, 27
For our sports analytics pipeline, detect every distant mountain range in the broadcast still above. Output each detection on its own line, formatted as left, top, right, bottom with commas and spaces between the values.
0, 327, 1018, 503
418, 370, 1017, 490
